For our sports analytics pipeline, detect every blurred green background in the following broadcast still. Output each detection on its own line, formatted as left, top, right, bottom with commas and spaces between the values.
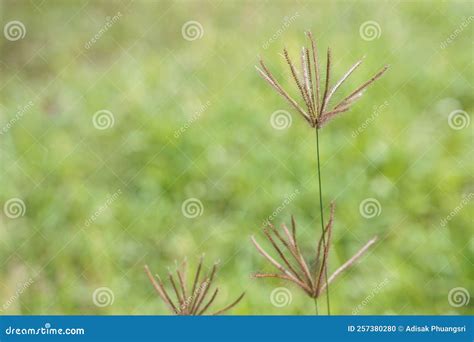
0, 0, 472, 315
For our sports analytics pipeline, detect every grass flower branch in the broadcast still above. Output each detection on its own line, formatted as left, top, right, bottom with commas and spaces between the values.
145, 257, 245, 315
252, 203, 378, 314
256, 31, 389, 129
254, 30, 388, 314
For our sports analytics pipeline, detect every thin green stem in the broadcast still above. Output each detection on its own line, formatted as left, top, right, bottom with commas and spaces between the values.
315, 127, 331, 315
313, 297, 319, 315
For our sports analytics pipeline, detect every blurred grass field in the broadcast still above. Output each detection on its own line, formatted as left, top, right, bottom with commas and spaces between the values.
0, 0, 472, 315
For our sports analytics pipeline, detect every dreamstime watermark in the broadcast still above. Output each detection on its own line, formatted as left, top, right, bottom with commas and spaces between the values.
0, 277, 34, 312
440, 192, 473, 228
181, 198, 204, 218
448, 110, 470, 130
176, 281, 209, 314
174, 100, 211, 139
262, 12, 300, 49
3, 198, 26, 219
0, 101, 34, 135
352, 277, 389, 314
270, 287, 292, 307
359, 21, 381, 41
351, 100, 389, 138
440, 16, 473, 49
84, 189, 122, 228
270, 110, 292, 130
181, 21, 204, 41
92, 287, 114, 307
5, 323, 85, 336
4, 20, 26, 41
262, 188, 300, 227
359, 198, 382, 219
92, 109, 115, 130
448, 287, 470, 308
84, 12, 122, 50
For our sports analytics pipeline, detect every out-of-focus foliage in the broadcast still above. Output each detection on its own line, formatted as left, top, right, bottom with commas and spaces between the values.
0, 0, 472, 315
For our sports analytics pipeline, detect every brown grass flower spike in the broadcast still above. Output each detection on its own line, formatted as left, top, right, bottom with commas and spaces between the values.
252, 203, 378, 308
145, 256, 245, 315
256, 31, 389, 129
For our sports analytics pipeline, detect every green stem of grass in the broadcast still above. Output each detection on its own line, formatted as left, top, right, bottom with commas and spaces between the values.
315, 126, 331, 315
313, 297, 319, 315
